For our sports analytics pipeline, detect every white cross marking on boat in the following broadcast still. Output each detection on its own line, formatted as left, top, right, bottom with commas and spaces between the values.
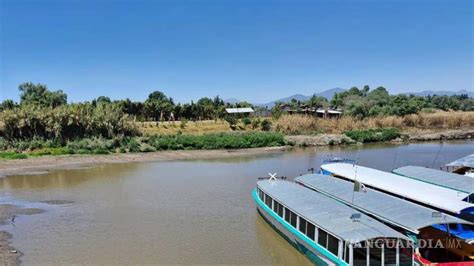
268, 172, 277, 181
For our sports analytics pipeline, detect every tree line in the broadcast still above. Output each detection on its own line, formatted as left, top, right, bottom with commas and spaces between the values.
271, 86, 473, 118
0, 82, 252, 122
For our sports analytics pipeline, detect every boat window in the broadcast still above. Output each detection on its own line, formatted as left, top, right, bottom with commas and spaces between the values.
353, 243, 367, 266
399, 240, 413, 266
306, 222, 315, 241
448, 223, 459, 232
369, 244, 382, 266
461, 224, 474, 231
284, 208, 291, 223
384, 241, 397, 266
277, 202, 283, 217
290, 211, 297, 228
299, 217, 307, 235
259, 189, 264, 201
344, 243, 350, 263
327, 234, 339, 256
273, 201, 278, 213
265, 194, 272, 208
463, 193, 474, 203
318, 229, 328, 248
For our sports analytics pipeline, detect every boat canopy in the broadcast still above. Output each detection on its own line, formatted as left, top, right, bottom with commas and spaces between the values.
320, 163, 473, 215
446, 154, 474, 168
257, 180, 410, 244
393, 166, 474, 194
295, 173, 471, 234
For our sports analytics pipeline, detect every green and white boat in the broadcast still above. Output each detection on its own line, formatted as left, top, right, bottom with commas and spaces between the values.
254, 179, 414, 265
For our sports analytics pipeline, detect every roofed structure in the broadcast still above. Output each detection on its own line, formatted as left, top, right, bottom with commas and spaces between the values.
295, 173, 470, 234
225, 107, 254, 114
320, 163, 473, 214
257, 179, 410, 244
393, 166, 474, 194
446, 154, 474, 168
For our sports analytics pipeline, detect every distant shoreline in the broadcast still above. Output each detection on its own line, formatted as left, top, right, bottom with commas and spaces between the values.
0, 129, 472, 178
0, 146, 292, 178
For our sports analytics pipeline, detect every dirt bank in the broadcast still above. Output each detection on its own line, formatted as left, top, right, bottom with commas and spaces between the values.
0, 146, 292, 178
404, 129, 474, 141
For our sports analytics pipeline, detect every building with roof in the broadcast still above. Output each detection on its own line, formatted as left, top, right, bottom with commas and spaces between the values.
225, 107, 254, 114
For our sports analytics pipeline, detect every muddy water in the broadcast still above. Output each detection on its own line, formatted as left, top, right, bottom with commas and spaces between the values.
0, 141, 473, 265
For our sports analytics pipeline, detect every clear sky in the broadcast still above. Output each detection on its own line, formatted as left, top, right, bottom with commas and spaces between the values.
1, 0, 472, 103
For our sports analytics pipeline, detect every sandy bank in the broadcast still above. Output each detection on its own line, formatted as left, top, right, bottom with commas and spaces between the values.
0, 146, 292, 178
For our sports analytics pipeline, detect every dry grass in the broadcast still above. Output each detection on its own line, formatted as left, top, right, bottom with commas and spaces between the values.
273, 111, 474, 135
139, 120, 233, 135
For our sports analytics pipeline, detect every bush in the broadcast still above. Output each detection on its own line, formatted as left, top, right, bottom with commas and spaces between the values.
180, 119, 188, 129
251, 118, 261, 130
149, 132, 285, 150
225, 116, 237, 130
242, 117, 251, 126
344, 128, 400, 143
0, 151, 28, 159
260, 119, 272, 131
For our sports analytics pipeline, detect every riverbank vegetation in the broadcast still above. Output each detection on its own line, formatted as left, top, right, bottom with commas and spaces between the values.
272, 111, 474, 135
0, 82, 473, 159
0, 132, 286, 158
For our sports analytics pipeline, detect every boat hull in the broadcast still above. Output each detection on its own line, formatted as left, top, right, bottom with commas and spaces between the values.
253, 189, 342, 266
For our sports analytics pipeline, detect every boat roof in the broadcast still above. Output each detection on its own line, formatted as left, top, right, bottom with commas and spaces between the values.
295, 174, 471, 234
257, 180, 410, 244
446, 154, 474, 168
393, 166, 474, 194
320, 163, 473, 214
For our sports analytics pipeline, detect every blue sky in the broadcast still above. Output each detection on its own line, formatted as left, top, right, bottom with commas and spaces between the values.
1, 0, 472, 103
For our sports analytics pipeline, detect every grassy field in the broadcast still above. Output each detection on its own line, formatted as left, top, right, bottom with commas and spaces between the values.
138, 111, 474, 136
139, 120, 232, 135
272, 111, 474, 135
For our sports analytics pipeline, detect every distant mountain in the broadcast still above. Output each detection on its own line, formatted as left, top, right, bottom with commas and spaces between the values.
403, 90, 473, 98
256, 88, 345, 108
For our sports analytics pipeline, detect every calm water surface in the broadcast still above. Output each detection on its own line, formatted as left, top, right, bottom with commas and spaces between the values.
1, 141, 473, 265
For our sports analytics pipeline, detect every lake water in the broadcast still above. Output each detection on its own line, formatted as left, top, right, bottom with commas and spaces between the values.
1, 141, 473, 265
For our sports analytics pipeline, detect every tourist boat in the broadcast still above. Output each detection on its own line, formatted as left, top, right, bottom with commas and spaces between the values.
320, 163, 474, 222
393, 165, 474, 194
253, 179, 414, 265
295, 173, 474, 264
444, 154, 474, 176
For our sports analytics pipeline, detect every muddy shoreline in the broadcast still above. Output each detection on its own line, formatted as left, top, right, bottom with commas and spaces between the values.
0, 146, 292, 178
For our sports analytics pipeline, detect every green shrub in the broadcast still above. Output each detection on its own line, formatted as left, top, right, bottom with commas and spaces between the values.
344, 128, 400, 143
242, 117, 252, 126
149, 132, 285, 151
251, 118, 261, 130
180, 119, 188, 129
260, 119, 272, 131
0, 152, 28, 159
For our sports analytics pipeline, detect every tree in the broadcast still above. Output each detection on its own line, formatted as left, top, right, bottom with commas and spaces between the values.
18, 82, 67, 107
308, 95, 328, 108
0, 99, 17, 111
144, 90, 174, 121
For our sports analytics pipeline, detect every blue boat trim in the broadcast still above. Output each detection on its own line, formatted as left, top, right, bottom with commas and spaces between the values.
252, 188, 347, 265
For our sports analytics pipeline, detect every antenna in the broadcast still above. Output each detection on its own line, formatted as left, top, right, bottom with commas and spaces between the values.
431, 142, 444, 168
